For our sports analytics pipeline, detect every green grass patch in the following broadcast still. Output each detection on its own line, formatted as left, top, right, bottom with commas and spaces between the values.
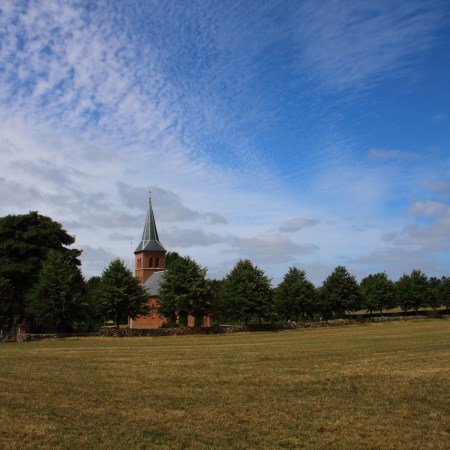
1, 319, 449, 449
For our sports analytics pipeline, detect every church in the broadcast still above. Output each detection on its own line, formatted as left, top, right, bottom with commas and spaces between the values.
128, 196, 210, 328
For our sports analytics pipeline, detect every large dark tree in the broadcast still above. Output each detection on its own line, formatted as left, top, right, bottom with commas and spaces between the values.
221, 259, 273, 324
98, 259, 149, 328
26, 250, 85, 332
319, 266, 362, 318
360, 272, 396, 315
0, 211, 81, 332
158, 255, 213, 326
275, 267, 317, 321
396, 270, 430, 313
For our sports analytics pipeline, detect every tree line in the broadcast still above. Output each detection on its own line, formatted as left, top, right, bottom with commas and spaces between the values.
1, 212, 449, 336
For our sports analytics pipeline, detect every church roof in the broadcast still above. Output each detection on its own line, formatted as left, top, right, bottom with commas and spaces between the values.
134, 196, 166, 253
143, 270, 165, 296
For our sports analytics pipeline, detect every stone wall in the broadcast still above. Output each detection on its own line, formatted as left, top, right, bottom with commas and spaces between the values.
98, 315, 438, 337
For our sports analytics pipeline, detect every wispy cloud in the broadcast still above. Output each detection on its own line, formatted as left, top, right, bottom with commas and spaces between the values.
280, 218, 320, 232
295, 0, 446, 90
368, 148, 422, 161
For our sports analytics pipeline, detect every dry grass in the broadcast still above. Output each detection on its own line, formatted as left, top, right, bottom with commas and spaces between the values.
0, 319, 449, 449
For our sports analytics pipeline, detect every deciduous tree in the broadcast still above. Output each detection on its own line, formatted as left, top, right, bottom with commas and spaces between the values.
221, 259, 273, 324
158, 255, 212, 326
275, 267, 316, 321
396, 270, 430, 313
319, 266, 361, 318
360, 272, 396, 315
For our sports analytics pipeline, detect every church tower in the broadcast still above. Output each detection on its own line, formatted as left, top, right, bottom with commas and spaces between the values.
134, 194, 166, 284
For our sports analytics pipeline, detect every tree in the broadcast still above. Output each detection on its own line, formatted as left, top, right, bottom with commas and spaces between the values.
275, 267, 316, 321
360, 272, 396, 315
0, 211, 81, 332
396, 270, 430, 313
0, 277, 14, 337
78, 276, 103, 331
319, 266, 361, 318
428, 277, 444, 311
98, 259, 149, 328
221, 259, 273, 324
439, 276, 450, 314
158, 255, 213, 326
26, 250, 85, 332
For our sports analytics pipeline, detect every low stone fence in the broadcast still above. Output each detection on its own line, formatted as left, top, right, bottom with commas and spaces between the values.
8, 315, 443, 341
99, 315, 436, 337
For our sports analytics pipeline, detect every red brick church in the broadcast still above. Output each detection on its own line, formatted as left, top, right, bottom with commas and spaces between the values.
128, 196, 210, 328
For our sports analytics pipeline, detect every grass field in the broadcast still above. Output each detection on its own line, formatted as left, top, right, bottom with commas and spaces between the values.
0, 319, 449, 449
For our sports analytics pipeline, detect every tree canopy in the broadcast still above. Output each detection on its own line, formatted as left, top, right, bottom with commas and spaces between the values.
396, 270, 431, 313
98, 259, 149, 328
221, 259, 273, 324
0, 211, 82, 331
275, 267, 316, 321
319, 266, 361, 318
26, 250, 85, 332
360, 272, 396, 315
158, 255, 213, 326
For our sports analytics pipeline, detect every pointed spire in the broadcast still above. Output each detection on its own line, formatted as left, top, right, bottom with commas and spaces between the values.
134, 193, 166, 253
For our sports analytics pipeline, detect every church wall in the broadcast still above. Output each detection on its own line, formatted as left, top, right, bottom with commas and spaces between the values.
129, 297, 165, 328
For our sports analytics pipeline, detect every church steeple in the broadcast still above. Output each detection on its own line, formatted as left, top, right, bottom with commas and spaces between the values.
134, 194, 165, 253
134, 193, 166, 284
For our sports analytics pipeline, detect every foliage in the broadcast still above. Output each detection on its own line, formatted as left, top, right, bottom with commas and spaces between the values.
98, 259, 149, 327
75, 275, 103, 331
396, 269, 431, 313
26, 250, 85, 332
158, 255, 213, 325
0, 277, 14, 334
221, 259, 273, 324
275, 267, 317, 321
360, 272, 396, 314
319, 266, 362, 318
439, 276, 450, 313
0, 211, 82, 329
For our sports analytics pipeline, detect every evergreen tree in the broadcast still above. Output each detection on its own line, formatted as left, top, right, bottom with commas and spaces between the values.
360, 272, 396, 315
319, 266, 361, 318
221, 259, 273, 324
0, 211, 81, 331
275, 267, 316, 321
98, 259, 149, 328
158, 255, 212, 326
26, 250, 85, 332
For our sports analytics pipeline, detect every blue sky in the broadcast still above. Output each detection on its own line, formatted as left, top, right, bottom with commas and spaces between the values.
1, 0, 449, 285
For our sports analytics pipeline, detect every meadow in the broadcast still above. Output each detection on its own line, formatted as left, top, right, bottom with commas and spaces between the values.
0, 319, 449, 449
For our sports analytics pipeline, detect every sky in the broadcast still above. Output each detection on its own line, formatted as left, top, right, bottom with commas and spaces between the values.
1, 0, 450, 286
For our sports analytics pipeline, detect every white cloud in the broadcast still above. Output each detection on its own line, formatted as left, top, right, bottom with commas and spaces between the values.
225, 234, 319, 265
280, 218, 320, 232
409, 201, 449, 216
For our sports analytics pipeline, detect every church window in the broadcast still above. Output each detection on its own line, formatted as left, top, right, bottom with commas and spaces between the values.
149, 257, 153, 267
151, 305, 155, 319
155, 257, 159, 267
